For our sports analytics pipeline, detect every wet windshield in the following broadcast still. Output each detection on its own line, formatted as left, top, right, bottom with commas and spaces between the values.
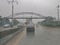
0, 0, 60, 45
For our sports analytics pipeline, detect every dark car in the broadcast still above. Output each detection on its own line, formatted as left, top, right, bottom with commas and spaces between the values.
27, 27, 35, 32
26, 23, 35, 32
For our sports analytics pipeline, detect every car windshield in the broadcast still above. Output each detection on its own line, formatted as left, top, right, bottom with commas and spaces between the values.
0, 0, 60, 45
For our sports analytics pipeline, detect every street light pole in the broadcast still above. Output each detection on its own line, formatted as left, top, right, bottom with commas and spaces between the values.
57, 4, 60, 21
7, 0, 18, 27
12, 0, 14, 27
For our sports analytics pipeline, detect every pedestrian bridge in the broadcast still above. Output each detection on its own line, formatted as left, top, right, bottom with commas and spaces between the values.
7, 12, 47, 19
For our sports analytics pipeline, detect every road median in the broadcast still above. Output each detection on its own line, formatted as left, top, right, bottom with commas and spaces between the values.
0, 26, 24, 45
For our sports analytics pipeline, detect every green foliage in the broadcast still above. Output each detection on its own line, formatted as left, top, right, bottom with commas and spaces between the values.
0, 16, 12, 26
12, 19, 19, 26
40, 21, 60, 27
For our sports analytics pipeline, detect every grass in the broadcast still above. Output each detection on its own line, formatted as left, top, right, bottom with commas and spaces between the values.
0, 27, 23, 39
39, 21, 60, 27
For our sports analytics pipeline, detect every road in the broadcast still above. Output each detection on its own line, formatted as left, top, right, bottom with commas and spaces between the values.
4, 25, 60, 45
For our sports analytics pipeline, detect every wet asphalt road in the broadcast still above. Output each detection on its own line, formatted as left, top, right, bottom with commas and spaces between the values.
4, 25, 60, 45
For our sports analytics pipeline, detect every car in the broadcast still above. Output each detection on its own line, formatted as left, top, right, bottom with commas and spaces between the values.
26, 22, 35, 32
27, 26, 35, 32
3, 24, 10, 28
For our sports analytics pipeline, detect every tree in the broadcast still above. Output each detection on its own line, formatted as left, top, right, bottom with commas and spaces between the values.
3, 17, 10, 25
0, 16, 3, 26
45, 16, 55, 22
12, 19, 19, 26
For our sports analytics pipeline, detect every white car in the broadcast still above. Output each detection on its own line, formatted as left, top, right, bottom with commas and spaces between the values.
3, 24, 10, 28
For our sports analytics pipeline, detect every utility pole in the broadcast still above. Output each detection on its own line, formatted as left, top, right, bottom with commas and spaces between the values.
57, 4, 60, 21
7, 0, 18, 27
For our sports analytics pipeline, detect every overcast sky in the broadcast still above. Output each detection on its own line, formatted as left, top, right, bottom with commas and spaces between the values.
0, 0, 60, 18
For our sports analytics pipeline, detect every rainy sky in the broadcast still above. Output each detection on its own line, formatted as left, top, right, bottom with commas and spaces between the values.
0, 0, 60, 18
